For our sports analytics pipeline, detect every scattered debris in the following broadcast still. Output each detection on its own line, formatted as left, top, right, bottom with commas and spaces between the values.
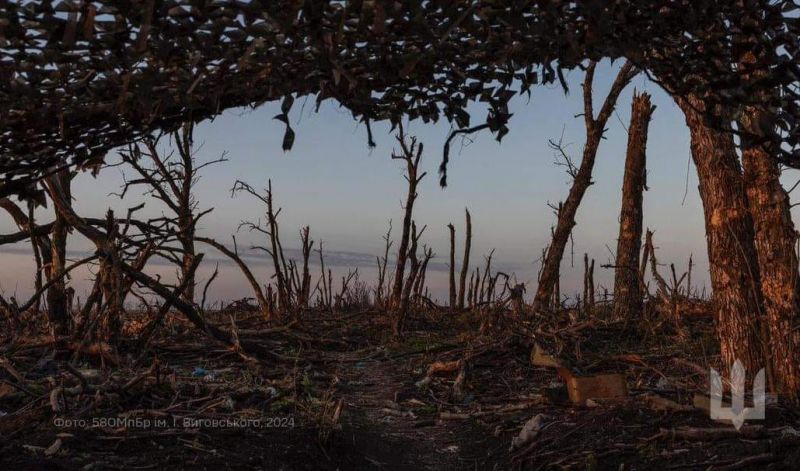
641, 393, 694, 412
557, 368, 628, 405
510, 413, 548, 451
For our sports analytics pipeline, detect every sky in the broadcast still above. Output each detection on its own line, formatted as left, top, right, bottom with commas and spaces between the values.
4, 59, 793, 306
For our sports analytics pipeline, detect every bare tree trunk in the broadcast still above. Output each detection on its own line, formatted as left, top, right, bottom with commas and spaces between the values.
0, 198, 54, 316
457, 209, 472, 310
299, 226, 313, 309
26, 202, 44, 314
119, 124, 223, 305
44, 179, 241, 350
395, 222, 421, 336
582, 254, 595, 315
390, 131, 425, 309
533, 61, 635, 312
414, 247, 433, 300
740, 105, 800, 400
448, 223, 456, 309
265, 181, 290, 310
98, 210, 124, 344
376, 221, 392, 308
613, 91, 655, 319
43, 170, 72, 339
196, 236, 272, 319
176, 127, 197, 303
179, 229, 196, 303
677, 95, 766, 375
733, 43, 800, 400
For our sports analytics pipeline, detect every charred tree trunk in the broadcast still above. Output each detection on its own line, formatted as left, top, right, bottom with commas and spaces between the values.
44, 179, 242, 351
43, 170, 72, 339
178, 221, 196, 303
175, 126, 197, 303
448, 223, 457, 309
376, 221, 392, 308
390, 131, 425, 309
457, 209, 472, 310
299, 226, 314, 309
414, 247, 433, 300
677, 95, 766, 375
395, 222, 422, 336
119, 124, 223, 305
0, 198, 54, 316
613, 91, 655, 319
583, 254, 595, 315
98, 210, 124, 344
263, 180, 289, 310
197, 236, 272, 319
533, 61, 636, 312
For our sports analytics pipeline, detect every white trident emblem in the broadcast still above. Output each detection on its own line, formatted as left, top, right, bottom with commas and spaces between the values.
709, 359, 765, 430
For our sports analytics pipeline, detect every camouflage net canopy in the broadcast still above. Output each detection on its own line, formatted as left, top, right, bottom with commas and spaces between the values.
1, 1, 798, 196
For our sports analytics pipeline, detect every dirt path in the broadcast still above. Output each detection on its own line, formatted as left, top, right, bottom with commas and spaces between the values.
332, 352, 509, 470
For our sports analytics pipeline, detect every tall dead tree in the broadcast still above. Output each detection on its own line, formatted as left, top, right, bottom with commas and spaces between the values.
736, 42, 800, 400
533, 61, 637, 312
676, 94, 765, 376
233, 179, 292, 310
119, 124, 223, 303
447, 223, 457, 308
42, 169, 74, 339
612, 91, 655, 319
414, 246, 434, 301
457, 209, 472, 310
741, 113, 800, 398
389, 128, 426, 310
395, 222, 426, 336
296, 226, 314, 309
230, 179, 316, 314
583, 254, 595, 314
375, 221, 393, 308
195, 235, 272, 319
0, 197, 52, 316
43, 176, 243, 351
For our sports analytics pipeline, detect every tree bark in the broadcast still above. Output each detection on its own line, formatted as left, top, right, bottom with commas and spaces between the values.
677, 95, 766, 375
739, 114, 798, 392
179, 230, 196, 303
533, 61, 635, 312
0, 198, 54, 315
740, 127, 799, 398
177, 128, 196, 303
43, 170, 72, 339
457, 209, 472, 310
613, 91, 655, 319
390, 134, 425, 309
448, 223, 456, 309
735, 45, 800, 400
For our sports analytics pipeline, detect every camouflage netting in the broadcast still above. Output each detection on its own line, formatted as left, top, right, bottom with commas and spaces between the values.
0, 1, 798, 196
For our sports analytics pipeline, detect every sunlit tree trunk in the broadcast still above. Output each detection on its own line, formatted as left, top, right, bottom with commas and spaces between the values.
677, 95, 766, 375
613, 91, 654, 319
739, 113, 800, 402
740, 128, 800, 399
735, 43, 800, 400
533, 61, 635, 312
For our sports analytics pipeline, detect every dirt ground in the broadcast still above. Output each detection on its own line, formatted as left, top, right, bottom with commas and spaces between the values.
1, 305, 799, 470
